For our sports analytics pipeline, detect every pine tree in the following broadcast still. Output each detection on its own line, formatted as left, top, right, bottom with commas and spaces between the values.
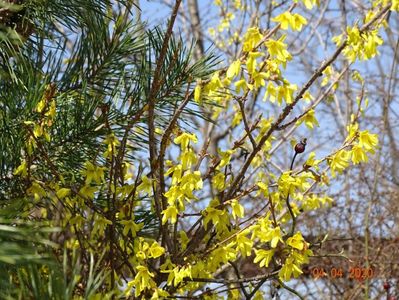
0, 0, 216, 297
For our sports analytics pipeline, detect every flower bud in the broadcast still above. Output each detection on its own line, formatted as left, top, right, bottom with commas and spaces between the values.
295, 138, 307, 154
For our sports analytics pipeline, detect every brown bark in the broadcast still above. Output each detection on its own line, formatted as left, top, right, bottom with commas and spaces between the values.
187, 0, 204, 61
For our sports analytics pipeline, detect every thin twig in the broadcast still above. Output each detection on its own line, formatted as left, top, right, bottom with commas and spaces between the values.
147, 0, 183, 253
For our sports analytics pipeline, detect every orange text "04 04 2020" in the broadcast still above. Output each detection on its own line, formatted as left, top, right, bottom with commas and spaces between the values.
311, 267, 374, 281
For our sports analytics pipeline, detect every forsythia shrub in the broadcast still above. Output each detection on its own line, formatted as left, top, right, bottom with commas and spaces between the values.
6, 0, 397, 299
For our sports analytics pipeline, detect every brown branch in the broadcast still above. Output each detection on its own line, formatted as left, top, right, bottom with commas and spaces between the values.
237, 98, 258, 149
146, 0, 182, 254
277, 64, 352, 131
187, 270, 279, 284
158, 84, 193, 256
229, 261, 249, 298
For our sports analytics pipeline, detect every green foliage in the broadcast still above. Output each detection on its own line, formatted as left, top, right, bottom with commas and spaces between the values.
0, 0, 217, 297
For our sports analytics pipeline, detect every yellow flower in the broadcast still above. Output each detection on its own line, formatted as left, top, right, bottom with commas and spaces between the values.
218, 149, 235, 168
346, 122, 359, 141
343, 26, 383, 62
279, 256, 303, 281
231, 199, 244, 219
272, 12, 307, 31
81, 161, 105, 184
299, 0, 318, 9
203, 206, 224, 228
27, 181, 46, 201
204, 72, 223, 94
257, 181, 269, 197
226, 59, 241, 79
302, 194, 333, 210
14, 160, 28, 177
265, 35, 292, 66
165, 164, 183, 185
266, 82, 297, 105
103, 133, 120, 158
151, 288, 169, 299
174, 132, 198, 150
180, 170, 203, 198
234, 78, 252, 93
246, 51, 263, 74
45, 99, 56, 120
287, 232, 307, 250
194, 83, 202, 103
92, 215, 112, 236
56, 188, 71, 199
79, 185, 97, 199
166, 265, 192, 287
252, 72, 268, 88
254, 249, 275, 267
391, 0, 399, 11
235, 232, 253, 257
164, 186, 183, 209
300, 109, 319, 129
212, 172, 226, 191
131, 266, 155, 297
120, 219, 143, 236
36, 98, 46, 113
363, 30, 383, 60
33, 124, 44, 138
242, 27, 263, 52
328, 150, 350, 177
148, 241, 165, 258
264, 82, 276, 102
137, 176, 153, 194
256, 222, 284, 248
179, 231, 189, 250
69, 214, 85, 228
162, 205, 178, 224
232, 108, 242, 127
351, 144, 368, 164
304, 152, 321, 170
178, 148, 197, 169
358, 130, 378, 152
268, 227, 284, 248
